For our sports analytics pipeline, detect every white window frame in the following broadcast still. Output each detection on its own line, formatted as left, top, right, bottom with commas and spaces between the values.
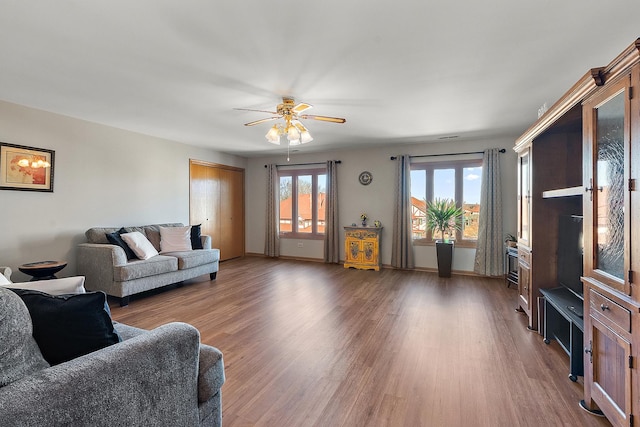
410, 159, 482, 248
278, 167, 326, 239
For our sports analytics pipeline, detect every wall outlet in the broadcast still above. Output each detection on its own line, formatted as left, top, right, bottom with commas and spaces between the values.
297, 242, 304, 247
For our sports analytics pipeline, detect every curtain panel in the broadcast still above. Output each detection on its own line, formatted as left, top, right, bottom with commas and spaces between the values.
264, 164, 280, 257
324, 160, 340, 263
391, 155, 415, 269
473, 148, 503, 276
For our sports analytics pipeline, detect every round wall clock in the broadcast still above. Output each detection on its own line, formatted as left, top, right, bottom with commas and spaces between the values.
358, 171, 373, 185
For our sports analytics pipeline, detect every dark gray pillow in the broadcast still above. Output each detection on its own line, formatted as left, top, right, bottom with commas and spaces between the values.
10, 289, 121, 365
106, 227, 138, 260
191, 224, 203, 250
0, 287, 49, 386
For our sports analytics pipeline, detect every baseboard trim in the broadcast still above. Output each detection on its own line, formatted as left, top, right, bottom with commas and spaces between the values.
243, 253, 489, 277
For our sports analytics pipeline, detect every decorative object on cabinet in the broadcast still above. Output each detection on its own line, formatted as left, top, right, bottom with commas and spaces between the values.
425, 198, 463, 277
344, 226, 382, 271
360, 213, 368, 227
504, 233, 517, 248
0, 142, 54, 192
514, 38, 640, 427
374, 220, 382, 228
358, 171, 372, 185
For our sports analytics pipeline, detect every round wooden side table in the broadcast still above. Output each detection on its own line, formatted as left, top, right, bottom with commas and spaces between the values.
18, 261, 68, 281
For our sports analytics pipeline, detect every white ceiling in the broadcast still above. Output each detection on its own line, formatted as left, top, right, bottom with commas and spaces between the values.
0, 1, 638, 157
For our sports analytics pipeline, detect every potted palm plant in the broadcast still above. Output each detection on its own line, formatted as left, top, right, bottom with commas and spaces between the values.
425, 198, 463, 277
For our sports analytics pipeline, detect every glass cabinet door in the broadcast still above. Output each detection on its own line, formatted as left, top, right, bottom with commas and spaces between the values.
518, 149, 531, 247
583, 77, 630, 294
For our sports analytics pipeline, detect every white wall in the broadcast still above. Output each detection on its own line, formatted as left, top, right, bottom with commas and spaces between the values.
0, 100, 246, 282
245, 138, 518, 273
0, 99, 518, 279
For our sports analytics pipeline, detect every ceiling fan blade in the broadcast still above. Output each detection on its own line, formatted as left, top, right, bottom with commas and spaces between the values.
292, 120, 308, 132
293, 102, 313, 114
300, 114, 346, 124
234, 108, 279, 115
244, 117, 280, 126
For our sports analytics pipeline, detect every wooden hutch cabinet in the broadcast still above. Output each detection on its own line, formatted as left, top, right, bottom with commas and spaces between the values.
581, 45, 640, 427
515, 39, 640, 427
344, 227, 382, 271
514, 101, 583, 330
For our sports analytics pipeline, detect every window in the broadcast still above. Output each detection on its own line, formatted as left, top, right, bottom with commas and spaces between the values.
410, 159, 482, 246
279, 168, 326, 238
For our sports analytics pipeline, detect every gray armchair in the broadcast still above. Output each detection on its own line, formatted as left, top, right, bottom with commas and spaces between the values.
0, 285, 225, 426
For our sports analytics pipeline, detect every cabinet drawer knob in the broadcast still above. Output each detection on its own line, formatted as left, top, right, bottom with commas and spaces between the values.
600, 303, 609, 311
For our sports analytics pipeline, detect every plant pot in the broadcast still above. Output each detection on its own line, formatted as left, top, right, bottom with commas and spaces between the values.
435, 240, 454, 278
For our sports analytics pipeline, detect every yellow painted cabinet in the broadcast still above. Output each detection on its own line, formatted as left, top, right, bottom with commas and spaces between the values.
344, 227, 381, 271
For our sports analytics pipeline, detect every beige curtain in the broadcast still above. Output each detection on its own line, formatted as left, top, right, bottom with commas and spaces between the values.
264, 164, 280, 257
324, 160, 340, 263
391, 155, 415, 269
473, 148, 503, 276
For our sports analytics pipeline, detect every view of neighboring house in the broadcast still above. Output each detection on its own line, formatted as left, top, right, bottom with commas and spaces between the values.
410, 196, 480, 240
279, 192, 326, 234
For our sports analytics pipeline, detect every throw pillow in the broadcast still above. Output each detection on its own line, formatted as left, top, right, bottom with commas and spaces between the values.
2, 276, 86, 295
0, 287, 50, 386
159, 226, 192, 253
0, 271, 11, 285
120, 231, 159, 260
190, 224, 203, 250
9, 289, 122, 365
105, 228, 138, 260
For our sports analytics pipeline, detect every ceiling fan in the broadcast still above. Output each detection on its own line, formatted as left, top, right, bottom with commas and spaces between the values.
235, 97, 346, 145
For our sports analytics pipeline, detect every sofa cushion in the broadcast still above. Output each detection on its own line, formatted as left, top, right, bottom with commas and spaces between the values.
165, 249, 220, 270
10, 289, 121, 365
160, 226, 192, 253
0, 287, 50, 386
121, 232, 159, 260
143, 225, 162, 251
85, 223, 185, 245
106, 228, 138, 260
3, 276, 86, 295
113, 255, 178, 281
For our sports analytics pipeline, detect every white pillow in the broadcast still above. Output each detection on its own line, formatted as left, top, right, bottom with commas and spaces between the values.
2, 276, 86, 295
121, 231, 159, 260
159, 226, 192, 253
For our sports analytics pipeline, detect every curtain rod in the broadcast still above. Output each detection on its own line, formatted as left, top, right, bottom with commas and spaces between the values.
389, 148, 505, 160
264, 160, 341, 168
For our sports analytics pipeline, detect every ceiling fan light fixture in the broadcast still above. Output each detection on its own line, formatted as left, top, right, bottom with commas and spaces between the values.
265, 125, 281, 144
238, 97, 345, 150
287, 125, 300, 141
300, 131, 313, 144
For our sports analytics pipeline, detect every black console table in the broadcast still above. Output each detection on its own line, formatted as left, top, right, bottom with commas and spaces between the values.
504, 246, 518, 288
539, 287, 584, 382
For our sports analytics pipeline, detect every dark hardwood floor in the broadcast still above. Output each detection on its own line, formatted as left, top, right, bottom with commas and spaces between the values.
110, 257, 610, 427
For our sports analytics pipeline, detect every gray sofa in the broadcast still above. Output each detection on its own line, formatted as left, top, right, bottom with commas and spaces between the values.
0, 285, 225, 426
77, 223, 220, 306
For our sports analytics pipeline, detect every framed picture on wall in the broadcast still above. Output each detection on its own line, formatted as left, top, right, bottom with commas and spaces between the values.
0, 142, 55, 192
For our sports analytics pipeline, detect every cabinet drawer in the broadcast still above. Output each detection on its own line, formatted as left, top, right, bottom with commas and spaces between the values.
517, 247, 531, 266
589, 289, 631, 333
